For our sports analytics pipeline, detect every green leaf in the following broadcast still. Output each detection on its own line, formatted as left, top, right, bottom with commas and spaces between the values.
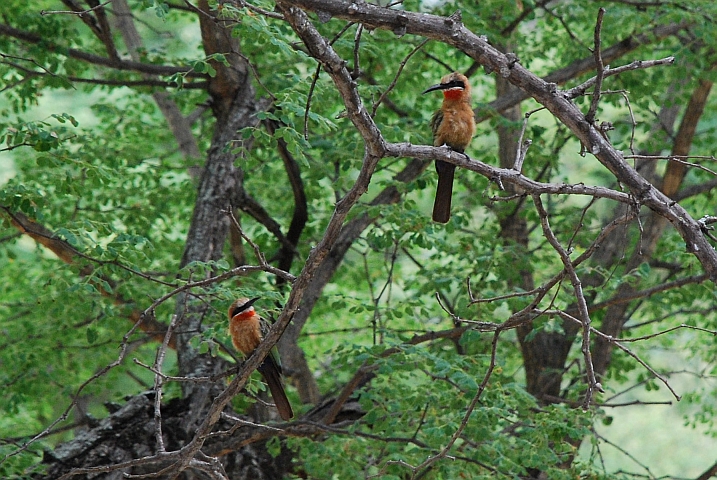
86, 327, 98, 345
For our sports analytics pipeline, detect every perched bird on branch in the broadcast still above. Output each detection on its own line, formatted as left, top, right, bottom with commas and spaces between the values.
228, 297, 293, 420
423, 72, 476, 223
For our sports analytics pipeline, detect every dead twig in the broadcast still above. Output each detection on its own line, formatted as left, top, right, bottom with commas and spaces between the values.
586, 8, 606, 125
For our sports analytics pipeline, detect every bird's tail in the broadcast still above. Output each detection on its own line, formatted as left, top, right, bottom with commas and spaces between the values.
432, 160, 455, 223
258, 356, 294, 421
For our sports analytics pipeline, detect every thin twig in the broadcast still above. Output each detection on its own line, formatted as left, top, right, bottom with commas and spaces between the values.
223, 207, 295, 282
586, 7, 606, 125
615, 323, 716, 342
532, 195, 602, 405
2, 207, 177, 287
302, 21, 355, 139
566, 197, 597, 253
512, 108, 542, 171
564, 56, 675, 100
554, 310, 682, 401
585, 273, 709, 314
40, 0, 114, 16
371, 38, 429, 117
141, 263, 292, 324
304, 62, 322, 139
152, 312, 182, 452
0, 52, 66, 80
243, 0, 285, 19
619, 89, 637, 155
625, 154, 717, 178
470, 200, 636, 321
352, 23, 363, 80
593, 431, 657, 478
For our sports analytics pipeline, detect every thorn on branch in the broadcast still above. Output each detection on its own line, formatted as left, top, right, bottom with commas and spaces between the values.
445, 10, 463, 27
513, 107, 543, 171
316, 10, 333, 23
699, 215, 717, 242
598, 121, 614, 141
393, 13, 409, 37
491, 173, 505, 191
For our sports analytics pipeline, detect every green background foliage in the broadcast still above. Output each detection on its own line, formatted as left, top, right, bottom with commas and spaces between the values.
1, 0, 717, 478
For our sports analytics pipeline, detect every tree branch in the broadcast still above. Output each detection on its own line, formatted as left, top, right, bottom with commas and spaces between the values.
0, 207, 177, 347
585, 8, 606, 125
0, 22, 202, 77
532, 195, 601, 403
281, 0, 717, 281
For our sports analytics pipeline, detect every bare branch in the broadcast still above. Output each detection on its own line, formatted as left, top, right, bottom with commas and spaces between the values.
627, 154, 717, 178
371, 38, 429, 117
586, 7, 606, 125
565, 56, 675, 100
555, 311, 682, 401
279, 0, 717, 278
532, 195, 602, 403
41, 0, 114, 16
0, 23, 202, 78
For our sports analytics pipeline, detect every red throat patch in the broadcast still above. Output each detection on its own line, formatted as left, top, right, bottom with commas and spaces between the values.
232, 307, 255, 320
442, 88, 464, 101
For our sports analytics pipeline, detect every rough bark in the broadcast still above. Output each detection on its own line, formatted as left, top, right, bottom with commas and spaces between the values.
39, 393, 292, 480
174, 4, 256, 415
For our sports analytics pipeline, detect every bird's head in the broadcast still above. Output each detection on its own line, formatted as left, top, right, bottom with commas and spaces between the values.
422, 72, 471, 101
228, 297, 260, 319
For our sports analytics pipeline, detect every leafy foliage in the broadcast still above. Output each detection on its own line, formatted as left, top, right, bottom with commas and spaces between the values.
1, 0, 717, 478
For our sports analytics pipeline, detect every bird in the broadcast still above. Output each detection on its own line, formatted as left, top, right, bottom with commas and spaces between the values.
422, 72, 476, 223
228, 297, 294, 421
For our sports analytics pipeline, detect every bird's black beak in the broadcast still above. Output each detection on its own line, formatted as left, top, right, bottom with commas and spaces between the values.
422, 79, 466, 94
422, 83, 447, 94
231, 297, 261, 317
242, 297, 261, 309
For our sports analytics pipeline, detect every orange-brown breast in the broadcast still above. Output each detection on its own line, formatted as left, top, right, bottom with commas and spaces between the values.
433, 100, 476, 151
229, 310, 262, 356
